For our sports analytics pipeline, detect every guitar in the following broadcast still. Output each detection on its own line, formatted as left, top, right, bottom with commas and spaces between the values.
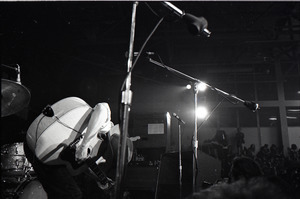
60, 125, 132, 192
60, 134, 115, 191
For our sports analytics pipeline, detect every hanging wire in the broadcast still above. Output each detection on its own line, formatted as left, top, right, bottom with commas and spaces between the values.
120, 16, 165, 92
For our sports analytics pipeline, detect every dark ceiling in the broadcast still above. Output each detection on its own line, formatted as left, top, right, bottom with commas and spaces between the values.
1, 1, 299, 144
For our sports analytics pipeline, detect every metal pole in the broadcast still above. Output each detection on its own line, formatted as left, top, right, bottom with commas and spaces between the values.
193, 84, 199, 192
148, 58, 259, 192
178, 122, 182, 199
113, 2, 138, 199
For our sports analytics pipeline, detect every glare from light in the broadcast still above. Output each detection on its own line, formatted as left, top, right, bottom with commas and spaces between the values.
166, 112, 171, 118
166, 112, 171, 124
196, 82, 207, 92
287, 109, 300, 112
197, 106, 208, 119
286, 116, 297, 119
186, 84, 192, 90
269, 117, 277, 121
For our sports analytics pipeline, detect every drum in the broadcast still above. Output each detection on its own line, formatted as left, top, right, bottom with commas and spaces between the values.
1, 177, 27, 199
18, 180, 47, 199
1, 143, 31, 176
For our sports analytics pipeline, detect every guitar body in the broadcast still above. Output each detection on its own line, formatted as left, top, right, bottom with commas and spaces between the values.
59, 124, 123, 176
59, 137, 104, 176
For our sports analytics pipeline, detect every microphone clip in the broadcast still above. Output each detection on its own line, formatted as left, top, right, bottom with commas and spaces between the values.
173, 113, 186, 124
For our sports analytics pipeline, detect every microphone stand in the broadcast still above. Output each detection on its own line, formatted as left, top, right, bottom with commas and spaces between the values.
149, 58, 201, 192
193, 84, 199, 192
113, 2, 138, 199
179, 121, 183, 199
173, 113, 185, 199
148, 58, 259, 192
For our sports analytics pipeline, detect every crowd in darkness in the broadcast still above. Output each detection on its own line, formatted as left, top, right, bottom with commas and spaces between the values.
200, 129, 300, 199
242, 143, 300, 195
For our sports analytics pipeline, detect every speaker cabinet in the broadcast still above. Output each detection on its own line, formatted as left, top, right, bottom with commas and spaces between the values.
155, 151, 221, 199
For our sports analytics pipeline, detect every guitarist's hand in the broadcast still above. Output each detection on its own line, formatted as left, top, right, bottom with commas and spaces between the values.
75, 144, 90, 163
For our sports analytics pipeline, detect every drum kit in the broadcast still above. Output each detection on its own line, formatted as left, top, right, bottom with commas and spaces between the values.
1, 64, 47, 199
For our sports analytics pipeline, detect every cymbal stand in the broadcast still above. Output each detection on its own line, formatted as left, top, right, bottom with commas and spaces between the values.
1, 64, 21, 84
1, 63, 17, 70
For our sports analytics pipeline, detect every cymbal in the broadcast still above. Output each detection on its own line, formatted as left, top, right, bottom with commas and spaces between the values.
1, 79, 31, 117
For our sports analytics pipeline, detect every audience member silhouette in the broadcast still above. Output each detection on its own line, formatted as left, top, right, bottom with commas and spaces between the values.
235, 128, 245, 155
228, 156, 263, 183
186, 177, 291, 199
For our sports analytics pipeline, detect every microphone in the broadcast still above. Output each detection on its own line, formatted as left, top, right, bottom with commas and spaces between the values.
162, 1, 211, 37
244, 101, 259, 112
16, 64, 21, 84
183, 13, 211, 37
172, 113, 186, 124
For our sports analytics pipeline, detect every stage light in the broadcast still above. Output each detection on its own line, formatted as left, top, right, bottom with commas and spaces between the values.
197, 106, 208, 119
186, 82, 207, 91
196, 82, 207, 92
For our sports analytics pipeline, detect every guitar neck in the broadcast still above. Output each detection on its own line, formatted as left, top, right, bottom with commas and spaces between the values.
85, 158, 108, 184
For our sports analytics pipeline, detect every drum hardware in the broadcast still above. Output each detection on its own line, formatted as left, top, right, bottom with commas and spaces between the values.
2, 177, 46, 199
1, 171, 37, 199
1, 176, 28, 199
1, 142, 37, 198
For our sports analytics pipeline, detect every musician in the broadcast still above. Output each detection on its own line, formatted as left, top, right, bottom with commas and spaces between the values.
24, 97, 131, 199
235, 128, 245, 156
75, 102, 112, 163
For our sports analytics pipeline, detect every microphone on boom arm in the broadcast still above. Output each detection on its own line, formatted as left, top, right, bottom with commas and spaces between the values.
244, 101, 259, 112
162, 1, 211, 37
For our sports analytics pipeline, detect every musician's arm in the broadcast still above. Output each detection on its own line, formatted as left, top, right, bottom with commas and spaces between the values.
75, 102, 112, 161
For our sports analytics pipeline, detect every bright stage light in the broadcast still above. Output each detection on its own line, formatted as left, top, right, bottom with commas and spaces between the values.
186, 82, 207, 91
197, 106, 208, 119
196, 82, 207, 92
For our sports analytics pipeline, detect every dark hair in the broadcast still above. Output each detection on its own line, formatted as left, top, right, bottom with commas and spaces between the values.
229, 156, 263, 182
186, 177, 290, 199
